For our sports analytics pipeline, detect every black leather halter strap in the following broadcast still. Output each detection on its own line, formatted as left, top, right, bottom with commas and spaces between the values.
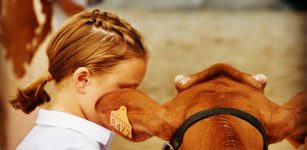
162, 107, 268, 150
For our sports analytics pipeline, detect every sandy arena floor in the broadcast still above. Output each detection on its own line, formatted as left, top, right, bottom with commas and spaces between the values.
100, 9, 307, 150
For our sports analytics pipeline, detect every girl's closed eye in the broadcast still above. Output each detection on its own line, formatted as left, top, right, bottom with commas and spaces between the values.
119, 83, 139, 89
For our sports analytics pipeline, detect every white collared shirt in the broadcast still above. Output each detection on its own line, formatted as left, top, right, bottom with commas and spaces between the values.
17, 109, 113, 150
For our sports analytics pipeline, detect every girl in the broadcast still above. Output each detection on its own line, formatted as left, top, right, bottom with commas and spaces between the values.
10, 9, 148, 150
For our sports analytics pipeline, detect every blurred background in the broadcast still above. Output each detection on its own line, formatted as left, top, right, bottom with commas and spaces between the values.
0, 0, 306, 150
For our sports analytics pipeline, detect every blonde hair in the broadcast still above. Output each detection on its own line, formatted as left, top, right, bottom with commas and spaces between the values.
10, 9, 148, 114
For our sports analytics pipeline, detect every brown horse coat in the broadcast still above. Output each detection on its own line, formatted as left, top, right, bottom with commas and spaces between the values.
96, 63, 307, 149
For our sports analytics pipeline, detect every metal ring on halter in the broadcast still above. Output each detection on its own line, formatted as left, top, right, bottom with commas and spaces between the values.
162, 142, 175, 150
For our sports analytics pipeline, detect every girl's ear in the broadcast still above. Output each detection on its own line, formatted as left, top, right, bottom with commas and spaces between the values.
73, 67, 91, 93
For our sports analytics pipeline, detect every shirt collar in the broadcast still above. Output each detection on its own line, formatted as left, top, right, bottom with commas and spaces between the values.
36, 109, 112, 145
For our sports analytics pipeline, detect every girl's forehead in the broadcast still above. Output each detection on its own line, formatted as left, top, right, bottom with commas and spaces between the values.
113, 59, 147, 72
93, 59, 146, 80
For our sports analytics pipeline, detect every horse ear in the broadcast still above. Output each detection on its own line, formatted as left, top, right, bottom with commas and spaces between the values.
95, 89, 177, 142
265, 91, 307, 147
174, 63, 266, 92
283, 91, 307, 148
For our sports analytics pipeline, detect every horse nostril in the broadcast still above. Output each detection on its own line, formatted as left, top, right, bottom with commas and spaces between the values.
174, 75, 190, 86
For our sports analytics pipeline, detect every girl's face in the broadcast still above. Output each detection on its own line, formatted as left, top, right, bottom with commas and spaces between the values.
80, 58, 147, 124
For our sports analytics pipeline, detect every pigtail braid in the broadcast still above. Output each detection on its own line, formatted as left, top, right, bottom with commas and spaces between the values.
10, 71, 53, 114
